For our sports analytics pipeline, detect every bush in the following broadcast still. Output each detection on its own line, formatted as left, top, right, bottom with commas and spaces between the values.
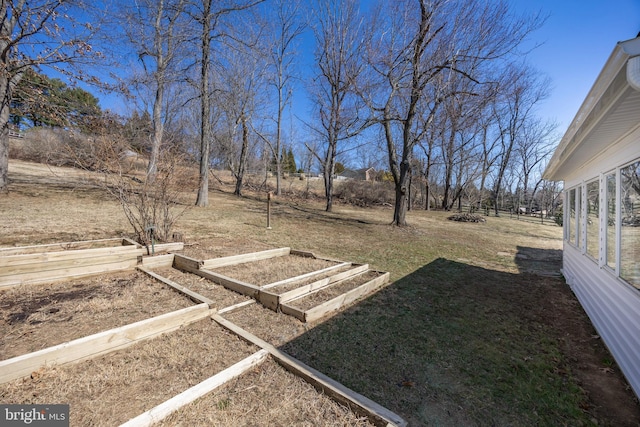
448, 213, 487, 223
333, 179, 395, 207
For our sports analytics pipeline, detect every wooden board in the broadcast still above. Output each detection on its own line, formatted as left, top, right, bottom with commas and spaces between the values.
119, 349, 269, 427
0, 258, 141, 290
193, 268, 261, 299
261, 262, 351, 290
258, 264, 368, 311
0, 304, 213, 385
137, 266, 214, 307
144, 242, 184, 255
140, 254, 175, 269
211, 314, 407, 427
0, 245, 143, 268
217, 300, 257, 315
173, 253, 203, 271
201, 247, 290, 269
0, 238, 133, 256
280, 272, 390, 323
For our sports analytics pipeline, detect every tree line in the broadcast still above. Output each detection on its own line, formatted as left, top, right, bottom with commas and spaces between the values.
0, 0, 560, 226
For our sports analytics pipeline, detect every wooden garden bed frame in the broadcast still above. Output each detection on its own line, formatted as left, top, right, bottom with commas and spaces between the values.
0, 303, 213, 385
280, 270, 390, 323
0, 241, 405, 427
0, 238, 183, 290
173, 248, 390, 323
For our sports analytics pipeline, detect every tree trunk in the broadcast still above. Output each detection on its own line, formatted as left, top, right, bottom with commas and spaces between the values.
148, 84, 164, 178
234, 117, 249, 196
0, 72, 19, 194
392, 160, 410, 226
195, 0, 212, 207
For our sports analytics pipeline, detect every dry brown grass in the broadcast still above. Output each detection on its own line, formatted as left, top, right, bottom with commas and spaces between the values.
213, 255, 339, 286
0, 319, 259, 426
223, 303, 309, 347
268, 264, 355, 294
289, 271, 383, 311
151, 267, 252, 309
0, 270, 191, 359
157, 357, 375, 427
2, 159, 640, 426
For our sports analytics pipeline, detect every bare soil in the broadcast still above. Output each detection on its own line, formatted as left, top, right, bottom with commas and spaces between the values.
0, 318, 258, 426
0, 270, 191, 360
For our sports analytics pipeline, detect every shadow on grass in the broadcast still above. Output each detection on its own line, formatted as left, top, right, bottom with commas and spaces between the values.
280, 252, 634, 426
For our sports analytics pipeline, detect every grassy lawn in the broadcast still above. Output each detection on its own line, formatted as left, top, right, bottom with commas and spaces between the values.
2, 160, 639, 426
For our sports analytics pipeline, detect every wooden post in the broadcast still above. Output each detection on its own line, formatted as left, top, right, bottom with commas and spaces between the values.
267, 192, 272, 230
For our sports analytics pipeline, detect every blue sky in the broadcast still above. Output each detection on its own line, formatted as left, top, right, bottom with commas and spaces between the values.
95, 0, 640, 139
511, 0, 640, 133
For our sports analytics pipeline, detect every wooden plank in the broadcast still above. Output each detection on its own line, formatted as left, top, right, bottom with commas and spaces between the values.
289, 249, 343, 263
146, 242, 184, 255
217, 299, 256, 315
0, 238, 126, 256
278, 302, 306, 322
0, 304, 212, 385
0, 250, 143, 277
201, 247, 290, 269
120, 349, 269, 427
173, 254, 203, 271
259, 265, 369, 313
140, 254, 175, 269
0, 245, 143, 268
288, 249, 316, 258
257, 289, 280, 311
192, 268, 261, 299
280, 264, 370, 304
211, 314, 407, 427
137, 266, 214, 307
0, 258, 140, 290
303, 272, 390, 323
261, 262, 351, 290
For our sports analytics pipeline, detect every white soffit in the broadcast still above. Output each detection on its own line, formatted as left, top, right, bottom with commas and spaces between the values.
544, 36, 640, 181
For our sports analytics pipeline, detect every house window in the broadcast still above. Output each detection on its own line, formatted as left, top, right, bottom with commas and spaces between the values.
568, 188, 577, 245
586, 179, 599, 260
605, 173, 617, 270
620, 160, 640, 289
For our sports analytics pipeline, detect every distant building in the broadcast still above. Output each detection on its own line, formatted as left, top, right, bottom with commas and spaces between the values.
543, 35, 640, 399
338, 167, 376, 181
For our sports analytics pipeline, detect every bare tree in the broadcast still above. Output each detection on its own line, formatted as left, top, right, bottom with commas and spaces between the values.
215, 29, 267, 197
491, 63, 549, 216
366, 0, 543, 225
309, 0, 367, 212
120, 0, 188, 179
514, 116, 557, 212
0, 0, 100, 194
191, 0, 264, 207
252, 0, 305, 196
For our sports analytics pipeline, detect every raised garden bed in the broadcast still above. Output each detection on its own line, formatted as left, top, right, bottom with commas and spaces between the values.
0, 270, 192, 360
0, 318, 259, 426
156, 357, 376, 426
281, 270, 390, 323
0, 238, 184, 289
213, 253, 340, 286
146, 266, 252, 310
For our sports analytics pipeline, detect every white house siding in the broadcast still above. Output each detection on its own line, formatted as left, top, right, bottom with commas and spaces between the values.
559, 124, 640, 398
562, 245, 640, 396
